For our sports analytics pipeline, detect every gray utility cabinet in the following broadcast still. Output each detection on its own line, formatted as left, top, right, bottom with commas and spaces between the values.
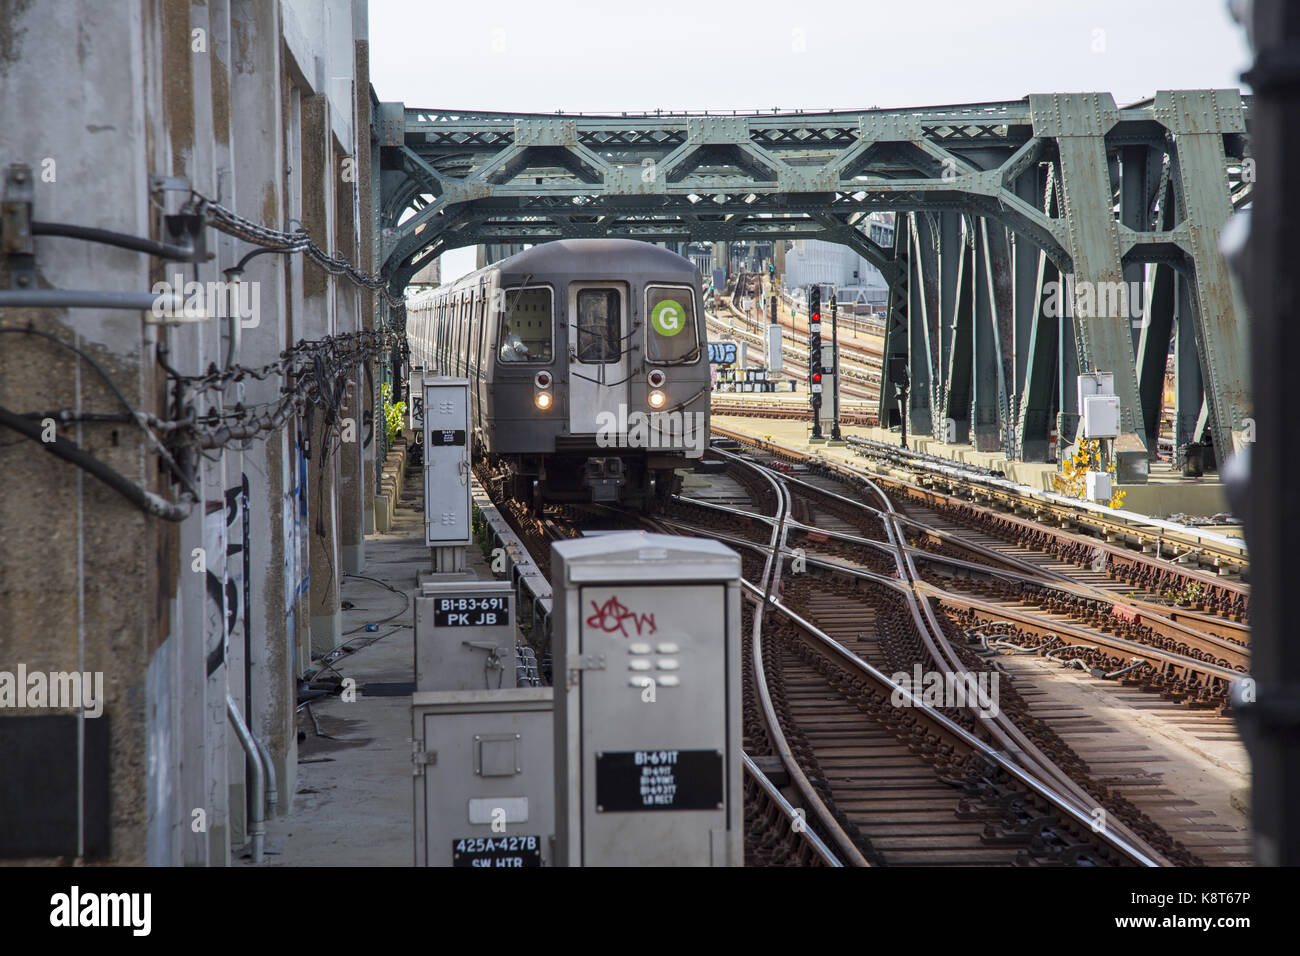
414, 578, 516, 691
551, 532, 742, 866
412, 688, 554, 867
422, 376, 471, 548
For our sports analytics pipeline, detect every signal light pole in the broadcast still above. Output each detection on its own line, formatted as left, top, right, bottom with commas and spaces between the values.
808, 284, 824, 441
830, 292, 843, 443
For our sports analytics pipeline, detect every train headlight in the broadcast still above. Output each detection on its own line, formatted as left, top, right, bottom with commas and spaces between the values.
647, 368, 666, 388
535, 391, 552, 410
648, 389, 666, 409
534, 371, 552, 389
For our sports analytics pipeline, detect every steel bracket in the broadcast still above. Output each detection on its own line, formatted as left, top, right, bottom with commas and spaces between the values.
412, 742, 438, 776
163, 213, 208, 263
149, 175, 192, 194
2, 164, 36, 290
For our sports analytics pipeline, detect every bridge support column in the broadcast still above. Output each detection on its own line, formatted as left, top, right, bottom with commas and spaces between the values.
939, 218, 974, 444
1012, 165, 1056, 461
1159, 90, 1251, 457
1033, 93, 1148, 480
1175, 283, 1206, 452
1137, 261, 1176, 453
907, 213, 936, 438
971, 219, 1006, 452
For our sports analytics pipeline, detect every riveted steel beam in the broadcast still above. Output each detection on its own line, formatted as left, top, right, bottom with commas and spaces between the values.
907, 212, 938, 437
377, 92, 1251, 470
1154, 90, 1252, 457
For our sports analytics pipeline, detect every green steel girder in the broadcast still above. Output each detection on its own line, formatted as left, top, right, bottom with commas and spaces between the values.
376, 92, 1252, 467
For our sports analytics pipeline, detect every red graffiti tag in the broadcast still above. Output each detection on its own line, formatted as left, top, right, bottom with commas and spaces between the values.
586, 596, 657, 638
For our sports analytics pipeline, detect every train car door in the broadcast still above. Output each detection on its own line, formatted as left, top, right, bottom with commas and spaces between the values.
567, 282, 628, 436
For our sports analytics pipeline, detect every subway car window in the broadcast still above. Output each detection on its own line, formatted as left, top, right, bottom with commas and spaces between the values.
499, 287, 553, 363
645, 286, 700, 364
576, 288, 620, 363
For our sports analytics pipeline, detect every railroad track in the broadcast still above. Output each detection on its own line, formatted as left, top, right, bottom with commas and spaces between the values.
707, 304, 882, 401
715, 292, 885, 363
658, 453, 1168, 865
710, 398, 878, 427
714, 424, 1250, 608
656, 442, 1251, 865
479, 438, 1250, 865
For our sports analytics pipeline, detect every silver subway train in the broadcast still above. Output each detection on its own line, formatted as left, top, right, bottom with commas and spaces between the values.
406, 239, 711, 509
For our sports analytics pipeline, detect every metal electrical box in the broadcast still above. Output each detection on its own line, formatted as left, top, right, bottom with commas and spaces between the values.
415, 579, 517, 691
1086, 470, 1113, 502
423, 376, 471, 547
412, 688, 554, 867
1076, 371, 1115, 418
550, 532, 743, 866
1081, 394, 1121, 439
766, 323, 783, 373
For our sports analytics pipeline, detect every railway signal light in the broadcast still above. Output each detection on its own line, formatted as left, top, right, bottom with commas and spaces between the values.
808, 285, 823, 438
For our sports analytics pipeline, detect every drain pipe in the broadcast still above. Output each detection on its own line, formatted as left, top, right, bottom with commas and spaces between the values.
253, 734, 278, 817
225, 694, 265, 863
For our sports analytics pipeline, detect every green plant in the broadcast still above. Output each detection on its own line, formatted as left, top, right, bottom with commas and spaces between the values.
1168, 581, 1206, 607
381, 382, 406, 445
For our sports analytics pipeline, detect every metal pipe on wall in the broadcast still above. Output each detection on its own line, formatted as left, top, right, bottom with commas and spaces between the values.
225, 695, 265, 864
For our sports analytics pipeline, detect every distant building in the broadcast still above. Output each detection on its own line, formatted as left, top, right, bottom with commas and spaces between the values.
784, 219, 892, 308
687, 247, 714, 278
868, 212, 896, 249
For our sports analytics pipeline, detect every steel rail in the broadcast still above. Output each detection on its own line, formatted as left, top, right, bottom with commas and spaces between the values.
669, 503, 1160, 865
741, 752, 843, 867
712, 423, 1249, 606
693, 444, 1179, 863
706, 448, 870, 867
680, 452, 1164, 865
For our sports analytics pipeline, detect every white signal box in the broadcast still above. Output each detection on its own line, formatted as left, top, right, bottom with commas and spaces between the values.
1076, 371, 1115, 419
423, 377, 471, 548
766, 324, 783, 373
550, 532, 743, 867
1086, 470, 1113, 502
412, 688, 554, 867
1081, 394, 1121, 439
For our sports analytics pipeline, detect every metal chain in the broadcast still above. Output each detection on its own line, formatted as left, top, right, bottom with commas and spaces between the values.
190, 191, 407, 312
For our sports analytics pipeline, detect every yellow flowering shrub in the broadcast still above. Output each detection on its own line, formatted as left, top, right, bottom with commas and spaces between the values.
1052, 438, 1126, 509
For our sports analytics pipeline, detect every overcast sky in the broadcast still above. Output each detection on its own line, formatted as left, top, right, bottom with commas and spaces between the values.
368, 0, 1251, 281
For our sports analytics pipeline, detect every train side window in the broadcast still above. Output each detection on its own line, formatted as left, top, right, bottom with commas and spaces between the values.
437, 303, 445, 364
498, 287, 553, 363
575, 288, 620, 364
476, 287, 488, 370
453, 298, 462, 374
458, 296, 467, 374
645, 285, 700, 364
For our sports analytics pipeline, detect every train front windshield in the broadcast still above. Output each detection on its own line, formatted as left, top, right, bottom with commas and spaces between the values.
576, 289, 621, 363
499, 287, 553, 362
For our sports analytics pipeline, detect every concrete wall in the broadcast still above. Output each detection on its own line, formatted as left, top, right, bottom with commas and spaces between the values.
0, 0, 374, 865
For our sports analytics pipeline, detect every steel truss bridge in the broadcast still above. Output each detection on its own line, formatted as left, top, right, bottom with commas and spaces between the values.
373, 91, 1251, 475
